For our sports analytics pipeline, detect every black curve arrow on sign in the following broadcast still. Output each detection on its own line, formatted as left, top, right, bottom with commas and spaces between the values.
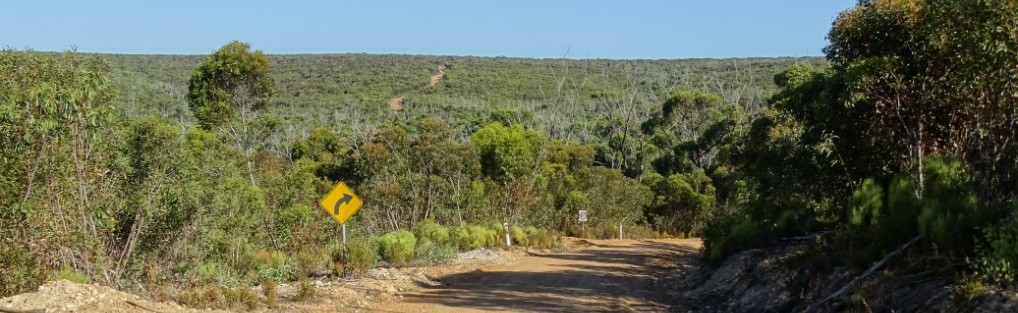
333, 194, 353, 215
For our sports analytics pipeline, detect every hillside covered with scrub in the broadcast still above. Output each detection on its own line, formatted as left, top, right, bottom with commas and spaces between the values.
2, 0, 1018, 311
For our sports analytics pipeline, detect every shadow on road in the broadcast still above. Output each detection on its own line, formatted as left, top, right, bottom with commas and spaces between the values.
397, 239, 701, 312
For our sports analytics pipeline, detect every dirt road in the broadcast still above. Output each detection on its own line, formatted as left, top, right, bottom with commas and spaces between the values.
375, 238, 702, 313
0, 238, 700, 312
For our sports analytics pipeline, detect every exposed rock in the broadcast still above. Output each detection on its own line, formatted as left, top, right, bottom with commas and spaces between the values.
665, 241, 965, 312
977, 289, 1018, 312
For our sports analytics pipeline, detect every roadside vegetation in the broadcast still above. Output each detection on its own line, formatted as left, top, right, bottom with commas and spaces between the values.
1, 0, 1016, 309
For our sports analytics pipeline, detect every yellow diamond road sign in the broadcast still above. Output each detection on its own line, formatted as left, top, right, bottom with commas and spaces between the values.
319, 182, 363, 225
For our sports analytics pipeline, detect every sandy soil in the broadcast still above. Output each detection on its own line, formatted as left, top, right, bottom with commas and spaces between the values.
388, 95, 405, 111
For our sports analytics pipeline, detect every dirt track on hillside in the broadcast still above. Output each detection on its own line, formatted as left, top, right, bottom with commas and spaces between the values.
373, 238, 702, 313
428, 65, 446, 87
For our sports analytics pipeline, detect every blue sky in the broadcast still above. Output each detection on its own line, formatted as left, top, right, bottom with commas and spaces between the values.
1, 1, 856, 59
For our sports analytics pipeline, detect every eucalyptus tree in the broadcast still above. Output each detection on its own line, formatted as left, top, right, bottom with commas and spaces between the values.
187, 41, 275, 185
0, 50, 120, 291
472, 122, 547, 225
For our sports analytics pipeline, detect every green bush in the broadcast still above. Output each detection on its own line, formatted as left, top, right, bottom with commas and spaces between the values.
296, 277, 316, 300
263, 278, 278, 308
489, 222, 508, 248
343, 237, 379, 274
450, 225, 498, 250
411, 220, 458, 263
952, 277, 989, 311
841, 158, 992, 267
54, 266, 90, 284
703, 215, 768, 266
378, 230, 417, 267
0, 241, 48, 297
450, 226, 471, 251
196, 260, 238, 286
466, 226, 496, 250
525, 226, 540, 237
253, 250, 293, 283
296, 246, 328, 277
917, 157, 988, 252
200, 285, 225, 310
971, 212, 1018, 284
414, 239, 458, 264
509, 225, 528, 246
527, 228, 562, 250
223, 284, 259, 311
416, 220, 451, 247
731, 219, 768, 248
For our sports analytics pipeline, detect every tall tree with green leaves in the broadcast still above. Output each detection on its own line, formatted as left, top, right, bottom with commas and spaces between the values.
187, 41, 275, 185
472, 122, 547, 224
642, 90, 741, 175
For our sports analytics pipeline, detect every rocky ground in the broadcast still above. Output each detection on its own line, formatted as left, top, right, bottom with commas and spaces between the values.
0, 280, 215, 313
663, 239, 1018, 312
0, 248, 519, 313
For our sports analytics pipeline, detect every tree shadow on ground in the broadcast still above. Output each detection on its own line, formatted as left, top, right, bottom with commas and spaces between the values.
399, 240, 700, 312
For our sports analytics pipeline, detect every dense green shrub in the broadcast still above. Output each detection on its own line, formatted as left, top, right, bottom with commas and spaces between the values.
841, 176, 927, 266
54, 266, 90, 284
731, 219, 768, 248
196, 260, 238, 286
253, 250, 294, 283
467, 226, 497, 250
296, 277, 316, 300
378, 231, 417, 267
416, 220, 451, 247
449, 225, 498, 250
703, 215, 768, 266
342, 237, 379, 274
526, 228, 562, 250
223, 284, 259, 311
972, 210, 1018, 284
450, 226, 471, 251
837, 158, 997, 267
509, 225, 528, 246
0, 241, 48, 297
414, 239, 458, 264
917, 158, 988, 252
295, 246, 328, 277
177, 285, 225, 310
490, 222, 508, 248
263, 278, 278, 308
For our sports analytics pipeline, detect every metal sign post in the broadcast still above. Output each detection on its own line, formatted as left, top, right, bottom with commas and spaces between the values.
319, 182, 363, 278
342, 223, 348, 277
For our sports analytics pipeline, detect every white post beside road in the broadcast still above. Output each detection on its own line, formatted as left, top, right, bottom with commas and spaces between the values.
503, 222, 511, 247
619, 223, 623, 240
